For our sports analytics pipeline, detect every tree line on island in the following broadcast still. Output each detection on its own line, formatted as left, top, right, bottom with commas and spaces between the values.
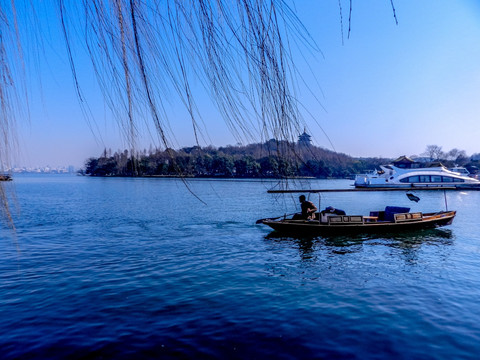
83, 141, 480, 179
83, 140, 389, 178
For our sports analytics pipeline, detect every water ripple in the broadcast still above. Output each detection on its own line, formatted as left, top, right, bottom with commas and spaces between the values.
2, 176, 480, 358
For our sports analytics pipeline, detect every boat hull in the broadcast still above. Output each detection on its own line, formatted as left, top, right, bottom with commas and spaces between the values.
262, 211, 456, 236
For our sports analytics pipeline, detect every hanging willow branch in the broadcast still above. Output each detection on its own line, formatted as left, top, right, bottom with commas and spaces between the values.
70, 0, 309, 149
0, 0, 397, 223
0, 0, 312, 221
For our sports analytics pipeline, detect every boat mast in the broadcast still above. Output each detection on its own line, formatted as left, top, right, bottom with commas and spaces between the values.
444, 190, 448, 211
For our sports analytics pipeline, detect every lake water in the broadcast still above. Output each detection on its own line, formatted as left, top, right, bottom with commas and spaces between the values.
1, 174, 480, 359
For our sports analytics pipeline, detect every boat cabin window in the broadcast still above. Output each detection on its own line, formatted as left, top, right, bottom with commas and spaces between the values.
442, 176, 465, 183
400, 175, 465, 183
419, 175, 430, 183
400, 176, 419, 183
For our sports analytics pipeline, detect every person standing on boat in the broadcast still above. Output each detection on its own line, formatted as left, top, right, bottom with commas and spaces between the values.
293, 195, 317, 220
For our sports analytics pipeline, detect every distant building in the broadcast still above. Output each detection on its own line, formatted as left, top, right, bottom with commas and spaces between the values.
298, 129, 312, 147
392, 155, 423, 169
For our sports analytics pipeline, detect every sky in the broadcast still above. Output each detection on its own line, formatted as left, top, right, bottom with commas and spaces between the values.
12, 0, 480, 168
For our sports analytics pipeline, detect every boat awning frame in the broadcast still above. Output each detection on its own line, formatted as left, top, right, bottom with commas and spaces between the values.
267, 187, 458, 194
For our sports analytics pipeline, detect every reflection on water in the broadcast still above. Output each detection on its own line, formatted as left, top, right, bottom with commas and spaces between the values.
265, 228, 454, 260
325, 228, 454, 248
266, 227, 453, 244
263, 228, 457, 287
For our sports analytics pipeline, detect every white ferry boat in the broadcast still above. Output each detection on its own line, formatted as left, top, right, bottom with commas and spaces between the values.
354, 156, 480, 189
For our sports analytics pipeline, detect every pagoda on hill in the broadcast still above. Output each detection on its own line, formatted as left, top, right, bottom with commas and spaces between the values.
298, 129, 312, 147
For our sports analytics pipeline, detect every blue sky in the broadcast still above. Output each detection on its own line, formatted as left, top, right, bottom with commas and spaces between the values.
15, 0, 480, 168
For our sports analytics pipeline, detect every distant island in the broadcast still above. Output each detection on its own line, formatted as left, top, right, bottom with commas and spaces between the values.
82, 133, 387, 179
82, 137, 480, 179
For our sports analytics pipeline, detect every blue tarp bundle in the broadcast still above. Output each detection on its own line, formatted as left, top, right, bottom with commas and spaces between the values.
384, 206, 410, 222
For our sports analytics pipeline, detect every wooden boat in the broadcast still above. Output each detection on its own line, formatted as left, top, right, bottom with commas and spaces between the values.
260, 207, 456, 236
261, 187, 457, 235
0, 174, 12, 181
